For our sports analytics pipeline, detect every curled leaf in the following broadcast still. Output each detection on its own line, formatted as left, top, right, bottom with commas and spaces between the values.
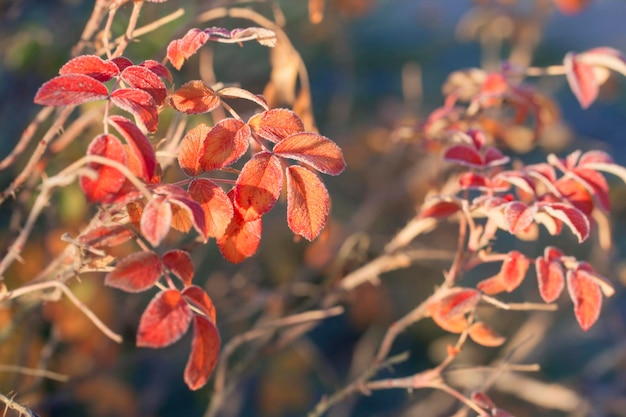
184, 316, 220, 390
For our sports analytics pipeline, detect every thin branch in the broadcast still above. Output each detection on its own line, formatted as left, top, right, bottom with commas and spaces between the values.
0, 364, 69, 383
0, 107, 54, 170
2, 280, 122, 343
481, 295, 558, 311
113, 0, 144, 57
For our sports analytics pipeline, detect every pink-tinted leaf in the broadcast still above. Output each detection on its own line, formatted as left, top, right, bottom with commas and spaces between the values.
111, 56, 133, 72
140, 59, 173, 83
555, 178, 594, 216
578, 150, 613, 166
573, 168, 610, 212
460, 173, 490, 189
188, 179, 233, 239
163, 250, 194, 287
137, 289, 192, 348
235, 152, 283, 221
105, 251, 163, 293
504, 201, 536, 234
443, 144, 483, 167
120, 65, 167, 105
273, 132, 346, 175
80, 134, 127, 202
170, 80, 221, 114
540, 202, 590, 242
468, 321, 506, 347
218, 87, 268, 110
34, 74, 109, 106
167, 28, 209, 70
110, 88, 158, 132
217, 210, 262, 263
179, 123, 210, 176
483, 147, 510, 167
200, 118, 251, 171
535, 257, 565, 303
500, 250, 530, 292
248, 109, 305, 143
108, 115, 156, 181
544, 246, 564, 261
182, 286, 217, 323
419, 199, 461, 219
567, 268, 602, 331
471, 392, 495, 410
577, 262, 615, 297
564, 52, 599, 109
78, 225, 134, 248
286, 166, 330, 241
184, 316, 220, 390
141, 196, 172, 247
59, 55, 119, 82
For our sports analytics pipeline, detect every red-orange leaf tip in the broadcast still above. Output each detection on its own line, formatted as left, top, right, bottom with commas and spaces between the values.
137, 289, 192, 348
286, 166, 330, 241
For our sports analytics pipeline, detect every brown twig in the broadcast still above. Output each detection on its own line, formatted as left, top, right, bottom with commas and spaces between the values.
0, 107, 54, 171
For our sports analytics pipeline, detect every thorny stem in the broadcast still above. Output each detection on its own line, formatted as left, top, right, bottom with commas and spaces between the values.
1, 280, 122, 343
0, 106, 75, 205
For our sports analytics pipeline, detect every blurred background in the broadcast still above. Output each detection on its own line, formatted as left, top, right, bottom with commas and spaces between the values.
3, 0, 626, 416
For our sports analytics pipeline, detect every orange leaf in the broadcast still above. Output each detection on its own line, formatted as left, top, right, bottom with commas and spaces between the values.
178, 123, 210, 176
163, 250, 194, 287
247, 108, 304, 143
273, 132, 346, 175
199, 118, 251, 172
477, 274, 507, 295
567, 268, 602, 331
140, 196, 172, 247
110, 88, 159, 132
184, 315, 220, 390
166, 29, 209, 70
188, 179, 233, 239
79, 134, 127, 203
120, 65, 167, 105
468, 321, 506, 347
137, 289, 192, 348
217, 210, 262, 263
429, 288, 481, 333
170, 80, 220, 114
235, 152, 283, 221
286, 165, 330, 241
105, 251, 163, 293
500, 250, 530, 292
182, 286, 217, 323
535, 257, 565, 303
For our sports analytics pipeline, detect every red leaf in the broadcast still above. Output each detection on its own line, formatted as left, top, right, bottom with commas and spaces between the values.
567, 268, 602, 331
105, 251, 163, 293
59, 55, 119, 82
483, 147, 509, 167
500, 250, 530, 292
141, 196, 172, 247
477, 274, 507, 295
78, 225, 134, 248
468, 321, 506, 347
111, 56, 133, 72
443, 144, 483, 167
170, 80, 221, 114
535, 257, 565, 303
168, 196, 207, 240
182, 286, 217, 323
108, 115, 156, 181
573, 168, 611, 212
163, 250, 194, 287
471, 392, 495, 410
460, 173, 489, 189
217, 212, 262, 263
429, 289, 480, 333
199, 118, 251, 171
419, 200, 461, 219
555, 178, 594, 216
545, 246, 564, 261
564, 52, 599, 109
167, 28, 209, 70
248, 109, 305, 143
110, 88, 158, 132
120, 65, 167, 105
273, 132, 346, 175
540, 202, 590, 242
184, 316, 220, 390
188, 179, 234, 239
286, 166, 330, 241
235, 152, 283, 221
137, 289, 192, 348
140, 59, 173, 83
79, 134, 127, 202
578, 150, 614, 165
34, 74, 109, 106
218, 87, 268, 110
503, 201, 536, 234
179, 123, 210, 176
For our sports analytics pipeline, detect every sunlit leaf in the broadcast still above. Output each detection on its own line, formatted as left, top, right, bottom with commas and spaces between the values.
170, 80, 220, 114
108, 115, 156, 181
120, 65, 167, 105
443, 144, 483, 167
79, 134, 127, 202
188, 179, 233, 239
167, 28, 209, 70
199, 118, 251, 172
567, 268, 602, 331
503, 201, 536, 234
140, 59, 173, 83
535, 257, 565, 303
419, 199, 461, 219
564, 52, 599, 109
34, 74, 109, 106
110, 88, 158, 132
286, 166, 330, 241
217, 212, 262, 263
273, 132, 346, 175
137, 289, 192, 348
248, 108, 304, 143
178, 123, 210, 176
141, 196, 172, 247
59, 55, 119, 82
184, 315, 220, 390
163, 250, 194, 287
468, 321, 506, 347
540, 202, 590, 242
235, 152, 283, 221
182, 286, 217, 323
500, 250, 530, 292
105, 251, 163, 293
218, 87, 268, 110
